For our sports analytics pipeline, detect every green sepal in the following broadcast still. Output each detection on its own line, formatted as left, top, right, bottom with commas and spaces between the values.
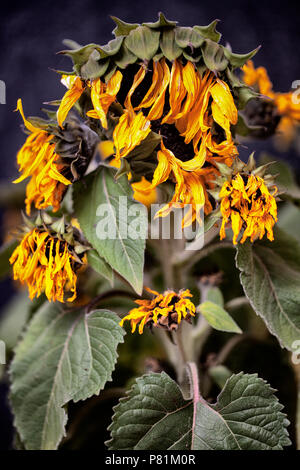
111, 16, 139, 37
125, 26, 160, 61
236, 86, 261, 109
201, 39, 228, 71
80, 53, 110, 80
194, 19, 221, 42
160, 29, 182, 61
114, 158, 131, 180
114, 43, 138, 69
175, 27, 204, 48
58, 44, 103, 75
223, 45, 261, 68
143, 12, 177, 29
233, 113, 265, 137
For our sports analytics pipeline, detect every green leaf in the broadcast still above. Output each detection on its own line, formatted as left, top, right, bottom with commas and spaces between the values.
160, 29, 182, 62
206, 287, 224, 307
194, 372, 291, 449
223, 45, 260, 68
236, 228, 300, 350
125, 26, 160, 61
111, 16, 139, 37
87, 249, 114, 285
194, 20, 221, 42
201, 39, 228, 71
198, 301, 242, 333
10, 303, 125, 449
73, 166, 147, 295
0, 239, 18, 280
107, 372, 193, 450
107, 371, 290, 450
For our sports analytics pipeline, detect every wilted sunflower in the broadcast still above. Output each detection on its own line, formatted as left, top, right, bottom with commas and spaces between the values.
242, 60, 300, 145
120, 287, 196, 334
57, 13, 258, 226
214, 156, 278, 244
14, 99, 98, 215
9, 214, 89, 302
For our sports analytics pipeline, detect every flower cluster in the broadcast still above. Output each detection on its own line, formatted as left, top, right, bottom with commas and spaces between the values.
10, 15, 289, 304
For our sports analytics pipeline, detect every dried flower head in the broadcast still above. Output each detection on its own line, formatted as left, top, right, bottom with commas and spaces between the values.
120, 287, 196, 334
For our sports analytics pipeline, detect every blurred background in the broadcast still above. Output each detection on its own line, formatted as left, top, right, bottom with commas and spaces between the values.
0, 0, 299, 449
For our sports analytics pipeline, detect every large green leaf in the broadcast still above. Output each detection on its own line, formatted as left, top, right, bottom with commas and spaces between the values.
107, 372, 193, 450
73, 166, 147, 295
10, 303, 124, 450
193, 372, 290, 450
107, 371, 290, 450
236, 228, 300, 350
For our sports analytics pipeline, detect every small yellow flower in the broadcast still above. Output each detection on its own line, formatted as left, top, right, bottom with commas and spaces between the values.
120, 287, 196, 334
243, 60, 300, 146
14, 99, 71, 215
219, 173, 278, 244
9, 228, 86, 303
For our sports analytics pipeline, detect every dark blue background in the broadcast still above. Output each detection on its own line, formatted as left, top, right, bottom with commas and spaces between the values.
0, 0, 299, 449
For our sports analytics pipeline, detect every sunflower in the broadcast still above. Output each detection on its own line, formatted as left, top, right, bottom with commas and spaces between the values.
219, 172, 278, 244
120, 287, 196, 334
14, 99, 72, 215
9, 219, 88, 303
57, 15, 258, 226
243, 60, 300, 146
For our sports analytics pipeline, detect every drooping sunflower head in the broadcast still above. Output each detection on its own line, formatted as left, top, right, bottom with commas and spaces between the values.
9, 213, 89, 302
120, 287, 196, 334
214, 155, 278, 244
242, 60, 300, 144
56, 14, 260, 226
14, 99, 98, 215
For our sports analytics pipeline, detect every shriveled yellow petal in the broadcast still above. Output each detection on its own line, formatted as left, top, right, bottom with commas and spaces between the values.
57, 76, 85, 127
